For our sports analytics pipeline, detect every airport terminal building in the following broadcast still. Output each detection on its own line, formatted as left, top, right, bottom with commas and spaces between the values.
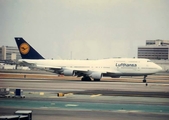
138, 39, 169, 60
0, 46, 21, 60
138, 39, 169, 71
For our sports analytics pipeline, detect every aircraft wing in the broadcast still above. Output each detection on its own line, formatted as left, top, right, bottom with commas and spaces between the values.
36, 66, 122, 75
85, 69, 121, 74
70, 68, 121, 77
17, 60, 33, 66
106, 70, 121, 74
18, 60, 62, 70
36, 65, 61, 69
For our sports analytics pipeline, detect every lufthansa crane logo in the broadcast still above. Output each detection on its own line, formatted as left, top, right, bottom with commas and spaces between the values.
19, 43, 30, 54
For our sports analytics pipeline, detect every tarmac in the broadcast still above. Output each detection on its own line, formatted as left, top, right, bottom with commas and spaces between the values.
0, 71, 169, 120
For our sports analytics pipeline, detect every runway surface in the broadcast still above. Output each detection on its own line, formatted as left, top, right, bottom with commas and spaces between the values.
0, 73, 169, 120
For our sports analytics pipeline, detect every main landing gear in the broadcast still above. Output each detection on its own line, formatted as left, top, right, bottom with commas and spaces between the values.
143, 75, 148, 86
81, 76, 92, 81
81, 76, 100, 81
93, 79, 100, 81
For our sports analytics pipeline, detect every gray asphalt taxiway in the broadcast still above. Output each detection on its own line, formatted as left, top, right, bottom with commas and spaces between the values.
0, 73, 169, 120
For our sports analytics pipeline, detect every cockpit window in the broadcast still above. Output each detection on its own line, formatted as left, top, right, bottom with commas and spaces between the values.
147, 60, 152, 62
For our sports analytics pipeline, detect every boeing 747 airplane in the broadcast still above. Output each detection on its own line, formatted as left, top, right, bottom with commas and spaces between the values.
15, 37, 162, 83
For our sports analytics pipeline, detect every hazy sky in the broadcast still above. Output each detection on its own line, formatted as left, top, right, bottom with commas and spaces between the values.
0, 0, 169, 59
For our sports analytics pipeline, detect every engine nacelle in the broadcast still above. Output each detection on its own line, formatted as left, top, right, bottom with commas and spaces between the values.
62, 70, 74, 76
90, 72, 102, 79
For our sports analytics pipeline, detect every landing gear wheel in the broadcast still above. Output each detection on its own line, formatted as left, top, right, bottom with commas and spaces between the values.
81, 77, 85, 81
143, 75, 148, 86
143, 79, 146, 83
81, 76, 92, 81
94, 79, 100, 81
143, 75, 147, 83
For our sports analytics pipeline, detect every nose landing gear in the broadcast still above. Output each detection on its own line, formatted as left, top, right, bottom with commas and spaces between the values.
143, 75, 148, 86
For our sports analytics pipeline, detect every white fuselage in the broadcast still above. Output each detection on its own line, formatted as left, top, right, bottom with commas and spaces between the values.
19, 58, 162, 78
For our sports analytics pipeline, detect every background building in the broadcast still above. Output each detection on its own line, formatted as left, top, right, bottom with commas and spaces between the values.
0, 46, 21, 60
138, 39, 169, 60
151, 59, 169, 72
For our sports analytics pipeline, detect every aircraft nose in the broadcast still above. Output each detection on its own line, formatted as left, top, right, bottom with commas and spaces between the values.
157, 65, 163, 72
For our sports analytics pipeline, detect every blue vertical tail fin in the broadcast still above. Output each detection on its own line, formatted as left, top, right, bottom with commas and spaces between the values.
15, 37, 44, 59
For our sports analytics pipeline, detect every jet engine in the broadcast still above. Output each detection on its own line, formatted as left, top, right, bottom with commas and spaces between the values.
90, 72, 102, 79
62, 70, 75, 76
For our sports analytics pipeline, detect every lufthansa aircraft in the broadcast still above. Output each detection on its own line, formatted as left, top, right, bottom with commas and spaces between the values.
15, 37, 162, 83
